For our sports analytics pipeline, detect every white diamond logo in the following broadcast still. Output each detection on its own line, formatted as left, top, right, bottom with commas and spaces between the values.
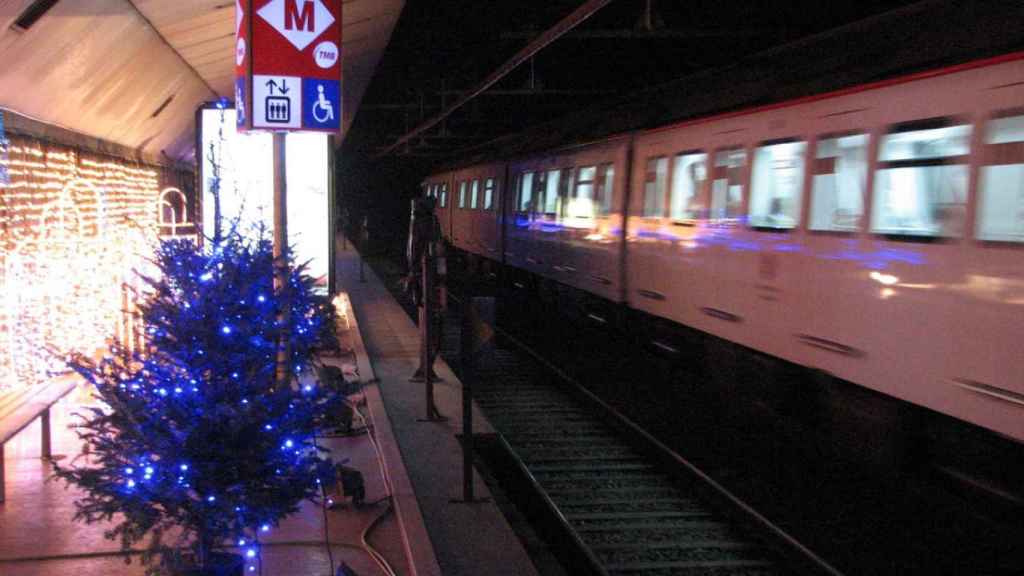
257, 0, 335, 52
236, 0, 243, 37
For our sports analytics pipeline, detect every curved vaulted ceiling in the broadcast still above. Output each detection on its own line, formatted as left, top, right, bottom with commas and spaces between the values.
0, 0, 402, 164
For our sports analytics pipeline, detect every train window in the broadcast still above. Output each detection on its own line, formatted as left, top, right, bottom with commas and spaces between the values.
810, 133, 868, 232
440, 183, 448, 207
518, 172, 534, 212
643, 157, 669, 217
484, 178, 496, 210
599, 164, 615, 216
871, 119, 971, 238
670, 152, 707, 220
977, 112, 1024, 242
567, 165, 597, 220
458, 181, 467, 209
750, 140, 806, 230
543, 169, 561, 215
470, 179, 480, 209
711, 148, 746, 220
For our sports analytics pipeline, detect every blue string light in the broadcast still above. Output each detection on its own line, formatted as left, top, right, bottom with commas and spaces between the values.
54, 231, 342, 573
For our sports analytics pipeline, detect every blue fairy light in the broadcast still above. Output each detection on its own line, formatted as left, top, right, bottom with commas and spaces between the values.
260, 524, 270, 532
238, 538, 246, 546
127, 479, 136, 488
180, 464, 189, 471
200, 272, 214, 282
125, 467, 134, 475
145, 466, 154, 475
222, 325, 233, 335
207, 495, 216, 502
246, 549, 256, 558
284, 439, 294, 449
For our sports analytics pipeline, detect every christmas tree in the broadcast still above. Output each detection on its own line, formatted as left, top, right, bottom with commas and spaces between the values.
56, 230, 341, 575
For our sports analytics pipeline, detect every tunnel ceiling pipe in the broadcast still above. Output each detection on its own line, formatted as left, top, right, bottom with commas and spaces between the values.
373, 0, 615, 159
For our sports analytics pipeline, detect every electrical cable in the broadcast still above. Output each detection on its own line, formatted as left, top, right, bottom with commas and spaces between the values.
350, 388, 399, 576
312, 430, 336, 576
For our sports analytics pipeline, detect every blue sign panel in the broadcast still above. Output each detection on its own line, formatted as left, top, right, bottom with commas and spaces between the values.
0, 113, 9, 186
302, 78, 339, 131
235, 77, 248, 128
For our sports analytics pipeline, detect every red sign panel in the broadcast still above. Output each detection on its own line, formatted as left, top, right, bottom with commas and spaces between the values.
236, 0, 342, 133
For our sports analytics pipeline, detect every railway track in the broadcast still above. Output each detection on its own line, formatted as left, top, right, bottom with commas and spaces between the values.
370, 258, 841, 576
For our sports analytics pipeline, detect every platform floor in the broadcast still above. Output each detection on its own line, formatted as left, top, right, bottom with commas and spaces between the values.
0, 302, 412, 574
335, 240, 538, 576
0, 238, 538, 576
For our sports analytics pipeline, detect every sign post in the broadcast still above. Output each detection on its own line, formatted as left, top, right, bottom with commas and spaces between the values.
236, 0, 342, 384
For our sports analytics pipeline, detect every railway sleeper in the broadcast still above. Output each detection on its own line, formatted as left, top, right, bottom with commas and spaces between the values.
547, 496, 695, 508
566, 511, 714, 521
518, 451, 642, 463
560, 500, 711, 516
528, 462, 655, 473
573, 519, 737, 533
604, 559, 776, 574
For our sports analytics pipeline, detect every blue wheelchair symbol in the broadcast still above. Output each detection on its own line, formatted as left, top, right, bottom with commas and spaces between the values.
303, 79, 340, 129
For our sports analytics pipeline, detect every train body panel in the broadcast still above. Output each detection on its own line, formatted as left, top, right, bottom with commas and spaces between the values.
422, 176, 452, 242
507, 138, 630, 302
449, 163, 504, 259
426, 53, 1024, 443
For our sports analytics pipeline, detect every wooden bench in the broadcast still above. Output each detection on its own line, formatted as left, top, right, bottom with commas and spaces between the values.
0, 379, 79, 502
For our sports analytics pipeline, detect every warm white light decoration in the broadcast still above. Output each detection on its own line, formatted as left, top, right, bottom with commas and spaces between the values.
160, 187, 197, 242
0, 139, 162, 391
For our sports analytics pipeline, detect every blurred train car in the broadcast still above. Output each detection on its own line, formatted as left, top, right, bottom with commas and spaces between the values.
423, 52, 1024, 487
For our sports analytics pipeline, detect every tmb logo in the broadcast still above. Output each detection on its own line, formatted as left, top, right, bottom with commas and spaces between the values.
258, 0, 335, 51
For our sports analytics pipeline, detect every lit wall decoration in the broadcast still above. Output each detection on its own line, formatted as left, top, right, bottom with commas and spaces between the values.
0, 135, 163, 391
160, 187, 197, 242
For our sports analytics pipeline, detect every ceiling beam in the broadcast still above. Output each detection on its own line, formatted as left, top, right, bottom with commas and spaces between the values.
500, 28, 777, 40
373, 0, 615, 159
438, 89, 618, 97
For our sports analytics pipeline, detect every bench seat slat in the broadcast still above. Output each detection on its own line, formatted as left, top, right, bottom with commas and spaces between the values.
0, 381, 79, 445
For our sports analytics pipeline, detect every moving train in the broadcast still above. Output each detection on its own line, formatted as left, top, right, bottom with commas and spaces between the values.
421, 52, 1024, 457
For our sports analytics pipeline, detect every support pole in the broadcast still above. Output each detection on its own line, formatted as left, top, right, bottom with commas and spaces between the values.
273, 133, 290, 386
0, 444, 5, 503
40, 407, 51, 460
422, 251, 438, 420
458, 297, 495, 503
359, 216, 368, 283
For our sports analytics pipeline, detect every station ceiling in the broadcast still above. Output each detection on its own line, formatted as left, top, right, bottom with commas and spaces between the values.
0, 0, 403, 163
343, 0, 961, 167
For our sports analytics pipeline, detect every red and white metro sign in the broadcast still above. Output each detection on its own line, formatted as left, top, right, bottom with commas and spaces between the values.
236, 0, 342, 133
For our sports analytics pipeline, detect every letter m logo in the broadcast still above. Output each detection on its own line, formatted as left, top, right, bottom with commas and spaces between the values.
284, 0, 314, 31
258, 0, 334, 51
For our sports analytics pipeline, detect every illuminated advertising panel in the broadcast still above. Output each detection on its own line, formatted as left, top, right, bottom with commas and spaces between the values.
200, 107, 330, 291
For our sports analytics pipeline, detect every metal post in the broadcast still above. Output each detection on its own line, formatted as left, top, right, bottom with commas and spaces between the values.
422, 250, 437, 420
456, 297, 494, 503
359, 216, 368, 283
273, 132, 290, 386
0, 444, 5, 503
40, 407, 51, 460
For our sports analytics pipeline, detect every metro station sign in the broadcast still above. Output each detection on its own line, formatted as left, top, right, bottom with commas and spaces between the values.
236, 0, 342, 133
